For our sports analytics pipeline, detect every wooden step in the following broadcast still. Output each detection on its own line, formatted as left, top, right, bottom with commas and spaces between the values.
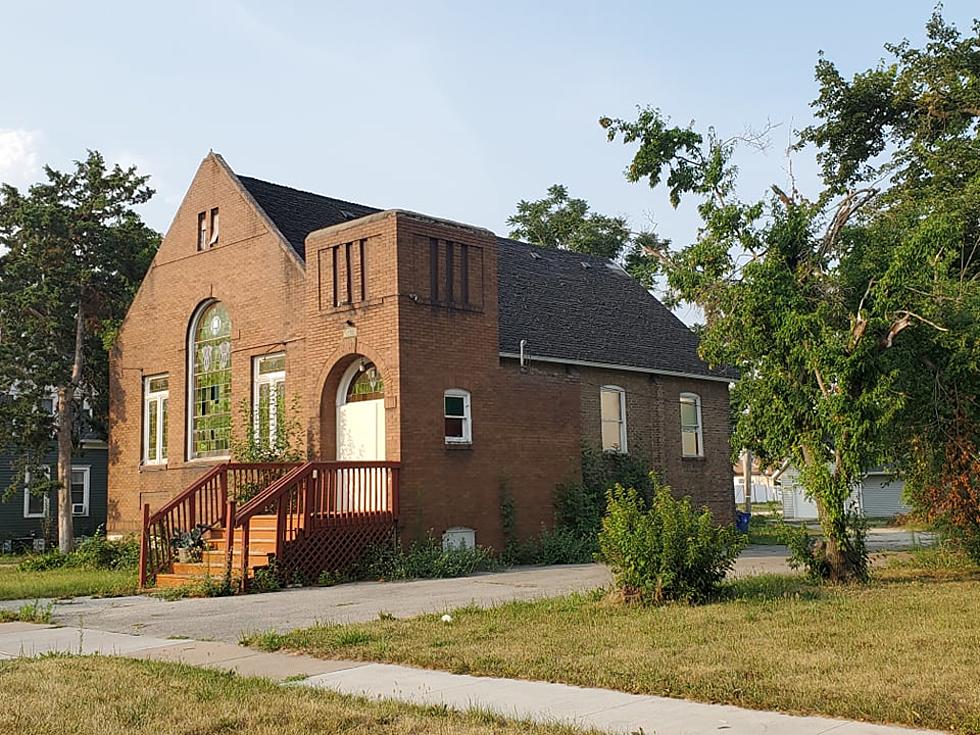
153, 571, 236, 589
210, 527, 278, 543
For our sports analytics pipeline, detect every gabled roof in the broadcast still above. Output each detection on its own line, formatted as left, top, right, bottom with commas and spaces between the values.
235, 172, 731, 381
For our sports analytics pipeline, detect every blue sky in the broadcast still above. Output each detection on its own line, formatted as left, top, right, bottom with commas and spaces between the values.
2, 1, 976, 252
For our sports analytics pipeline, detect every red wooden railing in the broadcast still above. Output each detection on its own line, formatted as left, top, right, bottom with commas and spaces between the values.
138, 462, 300, 587
232, 461, 400, 587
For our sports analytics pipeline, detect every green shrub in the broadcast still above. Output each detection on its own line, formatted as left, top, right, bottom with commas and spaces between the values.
508, 526, 597, 566
363, 536, 500, 581
555, 448, 656, 539
598, 481, 746, 605
18, 529, 139, 572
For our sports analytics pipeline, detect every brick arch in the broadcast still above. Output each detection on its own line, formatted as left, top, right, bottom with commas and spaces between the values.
313, 343, 395, 461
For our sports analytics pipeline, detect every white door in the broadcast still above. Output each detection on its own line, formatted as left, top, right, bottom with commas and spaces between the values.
336, 399, 385, 461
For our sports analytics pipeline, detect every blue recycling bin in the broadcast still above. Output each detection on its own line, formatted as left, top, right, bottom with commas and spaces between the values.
735, 510, 751, 533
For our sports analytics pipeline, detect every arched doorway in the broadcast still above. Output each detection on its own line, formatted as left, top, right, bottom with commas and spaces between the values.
336, 360, 386, 461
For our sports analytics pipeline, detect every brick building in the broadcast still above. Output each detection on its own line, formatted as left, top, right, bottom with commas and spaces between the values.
108, 153, 734, 552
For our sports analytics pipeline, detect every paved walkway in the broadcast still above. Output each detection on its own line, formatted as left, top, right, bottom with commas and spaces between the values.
0, 621, 942, 735
0, 563, 613, 642
0, 538, 929, 642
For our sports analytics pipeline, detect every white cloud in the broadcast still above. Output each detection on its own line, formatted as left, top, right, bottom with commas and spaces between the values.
0, 129, 41, 189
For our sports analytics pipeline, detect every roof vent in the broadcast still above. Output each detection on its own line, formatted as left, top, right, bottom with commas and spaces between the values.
581, 262, 591, 270
340, 209, 357, 220
530, 251, 542, 260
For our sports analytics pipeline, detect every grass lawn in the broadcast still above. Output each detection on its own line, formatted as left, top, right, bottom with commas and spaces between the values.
0, 564, 137, 600
246, 553, 980, 734
0, 656, 591, 735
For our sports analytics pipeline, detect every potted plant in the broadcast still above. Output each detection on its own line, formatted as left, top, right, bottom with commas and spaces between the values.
171, 525, 207, 563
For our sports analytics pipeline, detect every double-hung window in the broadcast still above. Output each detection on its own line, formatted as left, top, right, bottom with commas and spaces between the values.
600, 386, 627, 453
23, 466, 51, 519
680, 392, 704, 457
70, 466, 90, 516
444, 389, 472, 444
253, 353, 286, 446
143, 375, 169, 465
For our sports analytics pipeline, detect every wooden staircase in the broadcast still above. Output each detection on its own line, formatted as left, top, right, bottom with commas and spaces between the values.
153, 515, 278, 589
140, 461, 400, 591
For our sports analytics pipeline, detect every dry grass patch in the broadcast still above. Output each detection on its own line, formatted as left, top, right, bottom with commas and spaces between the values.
0, 656, 593, 735
248, 558, 980, 733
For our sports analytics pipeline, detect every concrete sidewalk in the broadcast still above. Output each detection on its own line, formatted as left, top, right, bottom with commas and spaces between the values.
0, 621, 944, 735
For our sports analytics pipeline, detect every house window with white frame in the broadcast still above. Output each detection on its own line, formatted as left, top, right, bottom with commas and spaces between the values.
253, 353, 286, 446
600, 385, 628, 453
680, 392, 704, 457
23, 466, 51, 519
143, 375, 169, 465
444, 389, 472, 444
70, 466, 90, 517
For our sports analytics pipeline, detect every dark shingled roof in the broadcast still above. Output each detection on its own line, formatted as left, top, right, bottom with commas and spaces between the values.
236, 174, 731, 381
496, 238, 731, 379
239, 176, 380, 261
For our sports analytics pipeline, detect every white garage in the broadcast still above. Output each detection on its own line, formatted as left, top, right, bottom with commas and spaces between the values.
779, 467, 910, 521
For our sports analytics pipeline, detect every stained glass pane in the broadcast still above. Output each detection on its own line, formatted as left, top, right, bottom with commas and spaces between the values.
258, 382, 271, 445
257, 354, 285, 375
148, 376, 169, 393
192, 303, 232, 456
347, 364, 384, 402
161, 397, 168, 459
147, 400, 158, 461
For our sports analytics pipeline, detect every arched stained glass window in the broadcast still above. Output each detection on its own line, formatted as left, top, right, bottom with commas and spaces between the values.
189, 302, 232, 457
345, 363, 384, 403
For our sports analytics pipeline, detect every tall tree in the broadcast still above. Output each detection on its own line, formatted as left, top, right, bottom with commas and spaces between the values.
0, 151, 159, 551
599, 10, 979, 581
798, 11, 980, 557
508, 184, 662, 287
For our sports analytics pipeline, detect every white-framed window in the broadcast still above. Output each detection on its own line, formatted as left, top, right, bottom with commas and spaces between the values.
253, 353, 286, 446
444, 389, 472, 444
23, 466, 51, 519
680, 392, 704, 457
600, 385, 627, 453
143, 374, 169, 465
70, 466, 90, 517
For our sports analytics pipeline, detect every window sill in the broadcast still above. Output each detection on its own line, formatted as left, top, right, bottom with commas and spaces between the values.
140, 463, 169, 472
445, 442, 473, 451
681, 454, 706, 462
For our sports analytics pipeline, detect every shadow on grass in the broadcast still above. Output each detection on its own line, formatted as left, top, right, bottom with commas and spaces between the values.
722, 573, 822, 602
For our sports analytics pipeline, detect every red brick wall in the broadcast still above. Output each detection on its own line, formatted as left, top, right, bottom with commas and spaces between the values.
110, 159, 733, 543
108, 154, 308, 533
578, 366, 735, 524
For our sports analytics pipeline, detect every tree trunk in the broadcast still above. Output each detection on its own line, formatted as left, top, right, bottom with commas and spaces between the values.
56, 304, 86, 553
56, 385, 75, 553
801, 446, 862, 582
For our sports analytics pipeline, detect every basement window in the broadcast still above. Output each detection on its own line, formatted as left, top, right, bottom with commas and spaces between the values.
444, 389, 472, 444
